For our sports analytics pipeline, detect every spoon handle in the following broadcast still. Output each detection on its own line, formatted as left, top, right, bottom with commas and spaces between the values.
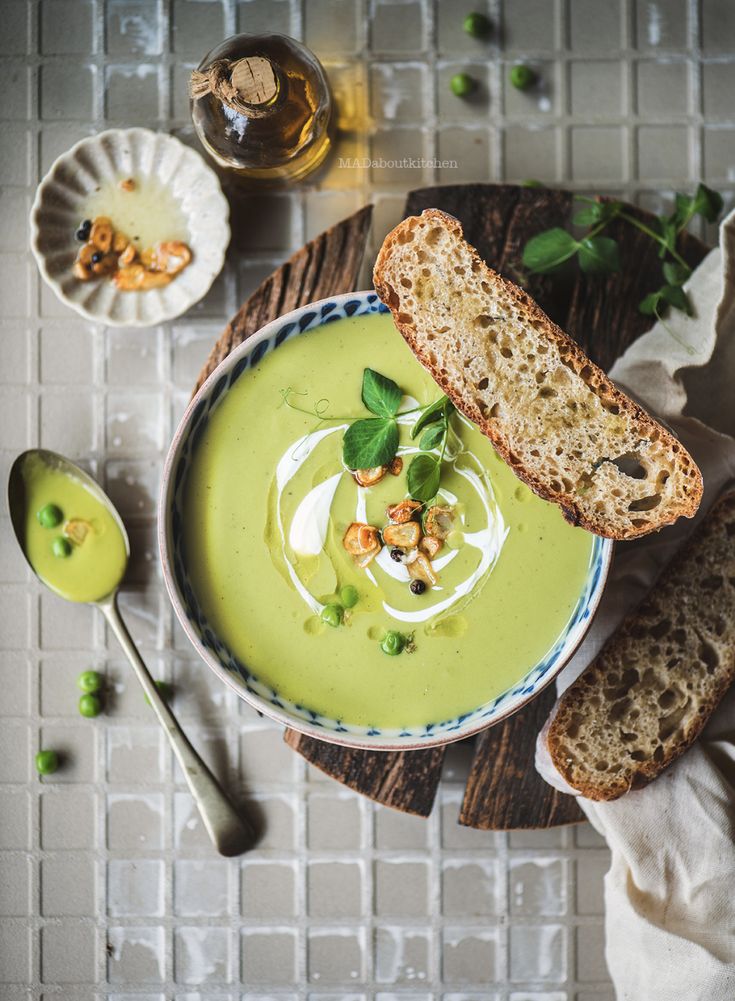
100, 594, 255, 857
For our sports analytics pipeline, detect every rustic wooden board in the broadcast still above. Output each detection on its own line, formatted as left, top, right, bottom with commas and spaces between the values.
459, 688, 580, 829
285, 730, 446, 817
193, 204, 372, 395
195, 184, 709, 829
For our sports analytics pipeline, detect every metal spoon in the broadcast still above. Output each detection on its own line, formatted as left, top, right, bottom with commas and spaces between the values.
8, 449, 255, 857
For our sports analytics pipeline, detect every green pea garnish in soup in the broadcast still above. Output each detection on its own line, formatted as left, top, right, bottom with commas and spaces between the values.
20, 453, 127, 603
182, 311, 595, 730
37, 502, 63, 528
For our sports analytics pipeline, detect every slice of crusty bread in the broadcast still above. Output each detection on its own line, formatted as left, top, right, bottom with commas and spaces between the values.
373, 208, 703, 540
547, 491, 735, 801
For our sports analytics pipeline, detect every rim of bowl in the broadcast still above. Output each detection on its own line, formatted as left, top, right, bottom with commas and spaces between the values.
30, 127, 230, 328
158, 290, 614, 750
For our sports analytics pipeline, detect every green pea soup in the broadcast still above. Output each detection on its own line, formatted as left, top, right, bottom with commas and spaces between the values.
182, 312, 595, 729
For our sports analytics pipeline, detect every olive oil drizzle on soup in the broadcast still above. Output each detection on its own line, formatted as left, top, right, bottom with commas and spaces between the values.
182, 313, 593, 729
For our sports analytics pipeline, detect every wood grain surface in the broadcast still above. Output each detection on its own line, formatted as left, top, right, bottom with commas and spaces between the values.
192, 204, 372, 396
194, 184, 709, 829
285, 730, 446, 817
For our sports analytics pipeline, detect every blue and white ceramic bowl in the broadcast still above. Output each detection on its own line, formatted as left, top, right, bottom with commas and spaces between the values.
159, 291, 613, 750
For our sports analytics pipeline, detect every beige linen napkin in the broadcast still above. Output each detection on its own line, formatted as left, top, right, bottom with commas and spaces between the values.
535, 209, 735, 999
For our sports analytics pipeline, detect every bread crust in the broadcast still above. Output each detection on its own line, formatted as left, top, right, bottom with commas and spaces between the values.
546, 491, 735, 800
373, 208, 703, 541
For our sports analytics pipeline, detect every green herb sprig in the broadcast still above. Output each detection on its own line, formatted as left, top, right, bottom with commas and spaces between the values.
407, 397, 455, 502
521, 183, 723, 320
281, 370, 455, 502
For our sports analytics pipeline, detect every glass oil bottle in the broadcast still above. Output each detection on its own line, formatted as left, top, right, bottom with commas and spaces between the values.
190, 33, 334, 186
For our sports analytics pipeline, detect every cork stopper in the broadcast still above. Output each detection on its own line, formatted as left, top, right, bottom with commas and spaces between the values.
189, 55, 283, 118
230, 57, 279, 106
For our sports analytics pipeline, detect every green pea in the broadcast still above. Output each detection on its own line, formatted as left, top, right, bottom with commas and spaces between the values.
450, 72, 475, 98
339, 585, 359, 609
37, 503, 63, 528
463, 11, 491, 37
77, 669, 103, 694
321, 603, 344, 628
78, 693, 101, 718
144, 680, 172, 706
380, 630, 405, 656
510, 64, 536, 90
52, 536, 72, 558
35, 749, 59, 775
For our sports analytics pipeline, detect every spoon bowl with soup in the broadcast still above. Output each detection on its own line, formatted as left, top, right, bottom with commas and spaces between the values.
8, 449, 254, 857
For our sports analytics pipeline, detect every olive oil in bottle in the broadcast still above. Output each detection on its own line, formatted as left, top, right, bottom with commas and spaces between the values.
189, 33, 334, 186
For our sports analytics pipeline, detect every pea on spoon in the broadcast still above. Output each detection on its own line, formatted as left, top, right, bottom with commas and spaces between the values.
8, 449, 255, 857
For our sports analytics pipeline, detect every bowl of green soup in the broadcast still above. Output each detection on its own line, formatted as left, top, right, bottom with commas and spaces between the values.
160, 292, 612, 748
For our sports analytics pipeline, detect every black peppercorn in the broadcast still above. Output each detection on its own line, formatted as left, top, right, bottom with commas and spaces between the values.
410, 579, 426, 595
76, 219, 92, 241
390, 548, 404, 563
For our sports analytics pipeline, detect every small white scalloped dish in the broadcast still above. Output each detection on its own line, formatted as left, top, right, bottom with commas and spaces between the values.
30, 128, 230, 327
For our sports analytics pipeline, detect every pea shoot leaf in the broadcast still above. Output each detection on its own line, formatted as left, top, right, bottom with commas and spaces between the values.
522, 228, 579, 274
691, 183, 724, 224
573, 205, 602, 226
639, 285, 693, 318
411, 396, 454, 438
573, 199, 622, 228
407, 454, 441, 502
343, 418, 399, 469
419, 423, 446, 451
671, 186, 722, 229
577, 236, 621, 274
672, 192, 694, 230
639, 291, 662, 316
361, 369, 402, 419
661, 283, 693, 316
662, 261, 690, 287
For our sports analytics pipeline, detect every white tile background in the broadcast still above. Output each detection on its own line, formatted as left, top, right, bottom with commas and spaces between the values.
2, 0, 733, 997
